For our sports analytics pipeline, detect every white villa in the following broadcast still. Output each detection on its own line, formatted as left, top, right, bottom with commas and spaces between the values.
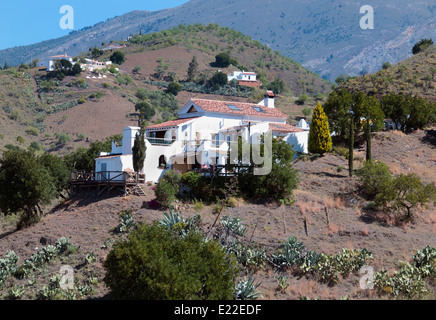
228, 71, 257, 82
227, 71, 261, 87
37, 54, 75, 72
81, 59, 113, 72
95, 91, 309, 183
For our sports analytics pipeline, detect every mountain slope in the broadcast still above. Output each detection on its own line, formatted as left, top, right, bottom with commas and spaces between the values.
0, 24, 330, 153
339, 46, 436, 102
0, 0, 435, 81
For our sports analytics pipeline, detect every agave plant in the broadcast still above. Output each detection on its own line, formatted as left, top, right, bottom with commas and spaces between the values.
159, 210, 185, 230
221, 216, 247, 236
115, 213, 137, 234
235, 275, 262, 300
273, 237, 305, 267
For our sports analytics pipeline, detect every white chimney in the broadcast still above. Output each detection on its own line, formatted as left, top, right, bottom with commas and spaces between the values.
263, 91, 275, 108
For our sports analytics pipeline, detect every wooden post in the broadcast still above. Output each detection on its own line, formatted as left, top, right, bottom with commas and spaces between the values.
325, 207, 330, 228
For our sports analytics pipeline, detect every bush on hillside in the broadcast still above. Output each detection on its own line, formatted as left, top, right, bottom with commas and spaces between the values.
103, 222, 236, 300
356, 160, 392, 200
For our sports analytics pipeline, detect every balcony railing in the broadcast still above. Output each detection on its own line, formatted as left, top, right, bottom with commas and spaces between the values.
147, 138, 176, 146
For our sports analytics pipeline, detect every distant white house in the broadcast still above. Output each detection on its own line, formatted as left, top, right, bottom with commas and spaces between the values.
101, 44, 127, 51
81, 59, 113, 72
37, 54, 75, 72
95, 91, 309, 183
228, 71, 261, 87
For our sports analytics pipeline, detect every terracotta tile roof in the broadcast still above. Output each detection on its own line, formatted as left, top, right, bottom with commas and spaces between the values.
190, 99, 287, 118
269, 123, 304, 133
265, 90, 275, 98
50, 54, 72, 59
146, 117, 196, 130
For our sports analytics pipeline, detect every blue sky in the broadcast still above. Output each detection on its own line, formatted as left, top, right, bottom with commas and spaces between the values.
0, 0, 189, 50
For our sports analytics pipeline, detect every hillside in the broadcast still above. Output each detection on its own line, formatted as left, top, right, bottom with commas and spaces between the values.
0, 25, 329, 154
0, 0, 435, 81
339, 46, 436, 102
0, 129, 435, 300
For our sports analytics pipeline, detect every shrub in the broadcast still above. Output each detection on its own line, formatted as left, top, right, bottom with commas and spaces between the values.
302, 107, 312, 117
110, 51, 125, 65
375, 173, 436, 219
135, 101, 156, 121
167, 82, 182, 96
154, 180, 176, 209
55, 132, 72, 145
356, 160, 392, 200
25, 126, 39, 136
103, 222, 236, 300
214, 52, 231, 68
412, 38, 434, 55
115, 75, 132, 85
208, 72, 228, 89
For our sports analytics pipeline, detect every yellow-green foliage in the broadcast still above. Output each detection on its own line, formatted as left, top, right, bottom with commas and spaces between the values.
308, 102, 332, 155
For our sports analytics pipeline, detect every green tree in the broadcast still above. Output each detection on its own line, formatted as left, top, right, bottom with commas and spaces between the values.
382, 62, 392, 70
214, 52, 231, 68
302, 107, 312, 118
39, 153, 70, 196
229, 136, 299, 200
187, 56, 199, 82
103, 222, 236, 300
357, 160, 392, 200
267, 78, 285, 94
0, 150, 56, 217
64, 135, 122, 172
132, 130, 146, 173
135, 101, 156, 123
90, 47, 103, 59
167, 82, 182, 96
381, 94, 435, 132
53, 59, 73, 74
71, 63, 82, 76
324, 89, 385, 140
297, 94, 309, 105
208, 72, 228, 89
412, 38, 434, 55
375, 173, 436, 220
308, 102, 332, 155
110, 51, 125, 65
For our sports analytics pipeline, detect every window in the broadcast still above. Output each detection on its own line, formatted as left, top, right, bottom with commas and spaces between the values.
158, 155, 167, 169
188, 106, 197, 113
226, 104, 241, 111
252, 106, 266, 113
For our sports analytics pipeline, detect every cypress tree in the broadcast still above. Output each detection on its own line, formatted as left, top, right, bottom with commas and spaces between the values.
308, 102, 332, 155
187, 56, 199, 82
132, 130, 146, 173
349, 116, 354, 177
366, 114, 372, 161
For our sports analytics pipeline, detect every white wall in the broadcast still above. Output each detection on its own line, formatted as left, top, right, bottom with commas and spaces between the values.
95, 155, 134, 182
122, 127, 140, 155
284, 131, 309, 154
